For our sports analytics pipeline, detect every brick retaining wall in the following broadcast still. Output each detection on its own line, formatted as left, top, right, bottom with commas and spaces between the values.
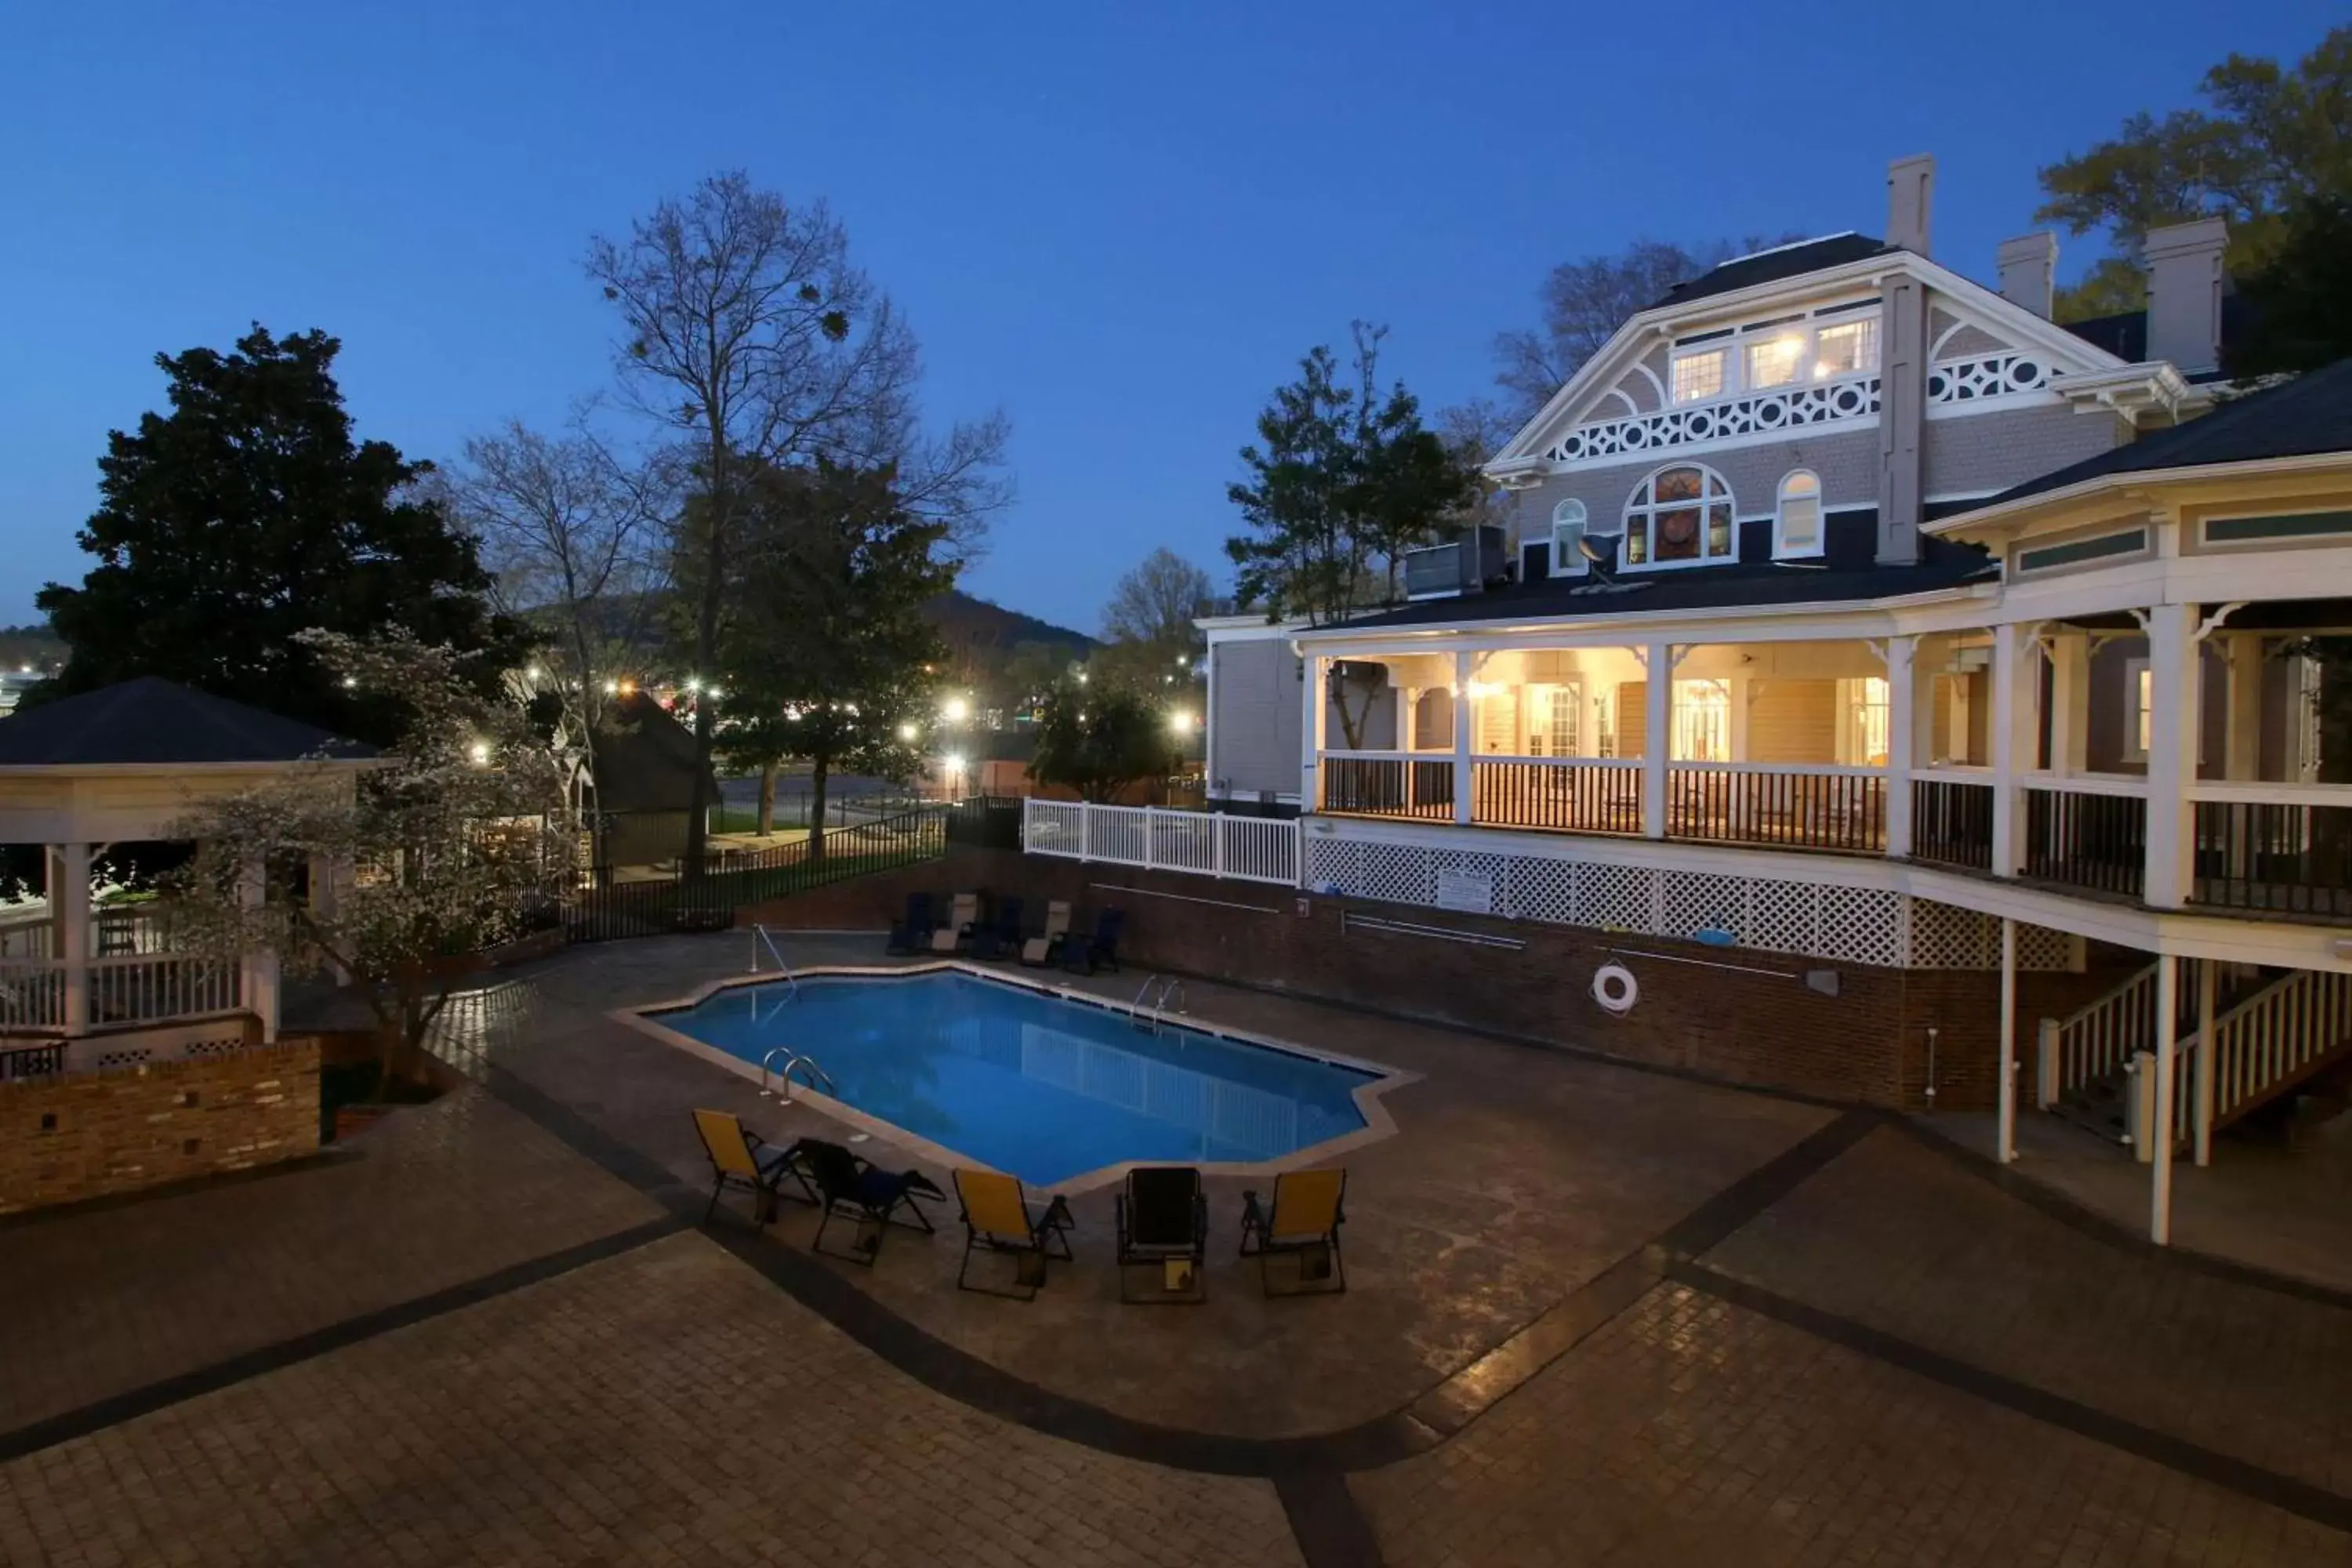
0, 1040, 322, 1214
742, 849, 2129, 1112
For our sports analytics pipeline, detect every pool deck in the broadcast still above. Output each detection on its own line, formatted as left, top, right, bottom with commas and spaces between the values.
5, 927, 2349, 1566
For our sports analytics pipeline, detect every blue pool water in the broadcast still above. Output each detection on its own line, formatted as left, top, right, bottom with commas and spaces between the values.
652, 972, 1377, 1186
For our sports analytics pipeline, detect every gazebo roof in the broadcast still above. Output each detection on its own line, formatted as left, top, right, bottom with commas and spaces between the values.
0, 677, 377, 770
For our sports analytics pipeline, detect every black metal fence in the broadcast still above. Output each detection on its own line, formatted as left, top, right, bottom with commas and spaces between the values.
944, 796, 1025, 850
564, 806, 948, 944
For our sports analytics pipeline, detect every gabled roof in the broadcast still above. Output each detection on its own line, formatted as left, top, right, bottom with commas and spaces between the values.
0, 677, 376, 768
1652, 234, 1900, 308
590, 691, 716, 813
1985, 358, 2352, 506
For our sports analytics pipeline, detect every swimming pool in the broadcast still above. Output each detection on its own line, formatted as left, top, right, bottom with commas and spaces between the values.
644, 970, 1388, 1187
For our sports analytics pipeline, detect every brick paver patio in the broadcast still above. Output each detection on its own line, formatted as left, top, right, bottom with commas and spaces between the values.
2, 929, 2347, 1566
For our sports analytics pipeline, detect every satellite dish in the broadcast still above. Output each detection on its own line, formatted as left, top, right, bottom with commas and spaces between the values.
1577, 532, 1618, 566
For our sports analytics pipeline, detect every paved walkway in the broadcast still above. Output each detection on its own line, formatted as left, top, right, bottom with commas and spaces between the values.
1, 928, 2347, 1566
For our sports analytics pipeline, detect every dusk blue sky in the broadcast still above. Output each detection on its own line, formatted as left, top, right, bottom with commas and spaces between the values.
2, 4, 2339, 634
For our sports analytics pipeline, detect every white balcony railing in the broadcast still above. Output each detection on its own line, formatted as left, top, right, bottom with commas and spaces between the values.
1023, 800, 1300, 887
0, 951, 248, 1036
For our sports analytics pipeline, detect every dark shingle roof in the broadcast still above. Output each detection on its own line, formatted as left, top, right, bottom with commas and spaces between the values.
590, 691, 716, 813
1988, 358, 2352, 506
1652, 234, 1900, 309
2061, 294, 2256, 379
1317, 549, 1994, 635
0, 677, 376, 768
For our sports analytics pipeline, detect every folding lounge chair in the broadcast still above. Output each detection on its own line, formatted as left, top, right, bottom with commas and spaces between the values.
952, 1167, 1074, 1299
691, 1109, 814, 1226
969, 896, 1025, 961
884, 891, 935, 955
1115, 1165, 1207, 1303
1018, 900, 1072, 967
931, 891, 981, 953
1062, 908, 1125, 975
797, 1137, 945, 1263
1239, 1167, 1348, 1296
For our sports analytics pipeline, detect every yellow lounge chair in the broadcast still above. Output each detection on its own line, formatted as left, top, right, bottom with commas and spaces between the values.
1238, 1167, 1348, 1296
691, 1109, 813, 1226
931, 891, 980, 953
952, 1168, 1075, 1299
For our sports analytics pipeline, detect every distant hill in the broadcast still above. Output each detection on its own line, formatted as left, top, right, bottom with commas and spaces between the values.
924, 591, 1095, 659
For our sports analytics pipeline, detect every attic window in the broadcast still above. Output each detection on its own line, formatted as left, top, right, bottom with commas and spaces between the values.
1814, 319, 1878, 378
1624, 464, 1734, 568
1550, 499, 1588, 577
1671, 350, 1726, 405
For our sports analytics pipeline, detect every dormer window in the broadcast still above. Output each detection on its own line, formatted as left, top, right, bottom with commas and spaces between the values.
1550, 499, 1588, 576
1775, 470, 1823, 558
1745, 332, 1806, 390
1813, 318, 1878, 379
1671, 349, 1726, 405
1624, 464, 1734, 568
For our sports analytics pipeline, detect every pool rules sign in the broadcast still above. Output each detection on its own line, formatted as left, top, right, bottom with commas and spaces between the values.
1434, 867, 1495, 915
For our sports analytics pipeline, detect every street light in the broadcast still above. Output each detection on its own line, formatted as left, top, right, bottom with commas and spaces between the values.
942, 695, 970, 724
466, 740, 492, 766
897, 722, 919, 742
1168, 710, 1196, 735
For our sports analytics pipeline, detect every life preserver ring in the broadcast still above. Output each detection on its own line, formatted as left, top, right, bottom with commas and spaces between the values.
1592, 963, 1639, 1015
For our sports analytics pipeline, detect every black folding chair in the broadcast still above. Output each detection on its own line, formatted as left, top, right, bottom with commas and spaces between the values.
797, 1138, 944, 1264
885, 892, 936, 955
969, 895, 1025, 961
1115, 1165, 1207, 1303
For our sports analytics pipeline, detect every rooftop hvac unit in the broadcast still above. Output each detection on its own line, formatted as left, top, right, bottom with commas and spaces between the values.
1401, 526, 1508, 601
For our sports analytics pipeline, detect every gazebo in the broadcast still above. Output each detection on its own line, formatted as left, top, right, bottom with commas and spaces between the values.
0, 678, 377, 1069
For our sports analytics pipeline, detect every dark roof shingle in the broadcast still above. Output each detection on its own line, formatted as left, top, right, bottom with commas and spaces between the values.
0, 677, 376, 768
1652, 234, 1900, 309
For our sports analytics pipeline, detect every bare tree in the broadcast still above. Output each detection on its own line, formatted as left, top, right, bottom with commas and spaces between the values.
586, 171, 1006, 869
1099, 546, 1214, 682
448, 417, 667, 829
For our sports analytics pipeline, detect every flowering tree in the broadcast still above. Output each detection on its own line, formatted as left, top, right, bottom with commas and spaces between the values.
167, 630, 575, 1094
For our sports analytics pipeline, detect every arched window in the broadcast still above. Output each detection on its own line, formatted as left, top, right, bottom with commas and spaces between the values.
1550, 498, 1588, 577
1775, 470, 1823, 558
1622, 464, 1733, 568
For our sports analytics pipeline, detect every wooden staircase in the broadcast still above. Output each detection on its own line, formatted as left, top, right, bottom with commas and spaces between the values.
2038, 960, 2352, 1152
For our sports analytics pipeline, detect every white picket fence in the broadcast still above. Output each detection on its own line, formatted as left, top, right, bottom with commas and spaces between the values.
1022, 800, 1301, 887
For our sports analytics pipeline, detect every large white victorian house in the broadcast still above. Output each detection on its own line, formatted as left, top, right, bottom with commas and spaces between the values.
1199, 157, 2352, 1242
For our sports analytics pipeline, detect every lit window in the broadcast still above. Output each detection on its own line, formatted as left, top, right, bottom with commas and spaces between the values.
1672, 679, 1731, 762
1775, 470, 1822, 558
1671, 349, 1726, 405
1744, 332, 1806, 390
1526, 682, 1581, 757
1623, 464, 1735, 568
1813, 318, 1878, 379
1551, 499, 1588, 576
2124, 659, 2151, 762
1850, 677, 1889, 766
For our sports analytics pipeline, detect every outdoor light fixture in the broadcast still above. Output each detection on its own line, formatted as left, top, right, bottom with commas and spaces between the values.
341, 676, 358, 690
685, 677, 701, 694
526, 665, 543, 681
1168, 711, 1196, 735
897, 722, 919, 742
1076, 671, 1089, 684
603, 680, 619, 695
943, 752, 967, 775
942, 696, 971, 723
467, 741, 492, 766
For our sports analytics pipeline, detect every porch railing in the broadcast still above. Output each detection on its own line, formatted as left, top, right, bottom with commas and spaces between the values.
1472, 757, 1642, 835
2024, 779, 2147, 898
1667, 763, 1886, 853
89, 954, 245, 1026
2189, 784, 2352, 920
2180, 967, 2352, 1134
1911, 771, 1995, 870
0, 957, 66, 1030
1022, 800, 1301, 887
1319, 752, 1454, 822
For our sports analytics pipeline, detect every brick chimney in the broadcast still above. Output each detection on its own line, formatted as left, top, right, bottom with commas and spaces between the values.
2143, 216, 2227, 376
1886, 154, 1935, 256
1996, 232, 2057, 320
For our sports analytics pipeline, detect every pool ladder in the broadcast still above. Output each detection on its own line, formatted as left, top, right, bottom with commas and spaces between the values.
1132, 975, 1186, 1035
749, 924, 799, 997
760, 1048, 836, 1103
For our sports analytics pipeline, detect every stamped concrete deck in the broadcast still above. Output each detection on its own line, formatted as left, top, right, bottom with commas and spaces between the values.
2, 927, 2347, 1566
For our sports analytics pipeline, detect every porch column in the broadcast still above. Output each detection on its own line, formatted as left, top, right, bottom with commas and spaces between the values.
1989, 624, 2036, 877
2047, 630, 2090, 775
53, 841, 91, 1037
1998, 916, 2017, 1163
1886, 636, 1917, 858
2150, 954, 2180, 1244
1642, 641, 1672, 840
238, 854, 279, 1044
1298, 653, 1323, 809
2223, 633, 2263, 782
2143, 604, 2200, 908
2193, 957, 2217, 1167
1452, 651, 1475, 827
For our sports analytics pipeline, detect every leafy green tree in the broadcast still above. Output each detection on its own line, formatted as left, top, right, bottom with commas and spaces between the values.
2223, 196, 2352, 377
1029, 678, 1177, 804
1225, 323, 1477, 746
34, 327, 524, 742
2037, 26, 2352, 321
717, 459, 953, 856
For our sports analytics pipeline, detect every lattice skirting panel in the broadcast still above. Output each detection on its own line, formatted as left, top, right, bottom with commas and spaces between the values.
1303, 835, 2078, 972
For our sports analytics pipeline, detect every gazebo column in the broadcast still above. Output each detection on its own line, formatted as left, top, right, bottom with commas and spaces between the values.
238, 855, 280, 1043
52, 842, 92, 1037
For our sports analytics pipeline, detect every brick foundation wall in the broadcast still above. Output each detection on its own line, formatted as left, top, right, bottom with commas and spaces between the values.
0, 1040, 322, 1214
743, 850, 2132, 1112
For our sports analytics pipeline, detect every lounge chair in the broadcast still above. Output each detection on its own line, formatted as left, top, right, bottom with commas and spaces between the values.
884, 891, 935, 955
1115, 1165, 1207, 1303
1062, 908, 1125, 974
797, 1137, 945, 1264
969, 895, 1025, 961
691, 1109, 814, 1226
952, 1167, 1074, 1299
1018, 900, 1073, 967
931, 891, 981, 953
1239, 1167, 1348, 1296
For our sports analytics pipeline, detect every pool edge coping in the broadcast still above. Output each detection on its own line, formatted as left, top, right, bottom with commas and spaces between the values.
608, 960, 1420, 1198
